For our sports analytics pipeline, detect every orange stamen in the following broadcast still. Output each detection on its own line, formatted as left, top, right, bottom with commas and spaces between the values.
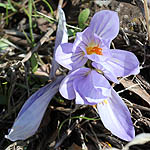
86, 46, 103, 55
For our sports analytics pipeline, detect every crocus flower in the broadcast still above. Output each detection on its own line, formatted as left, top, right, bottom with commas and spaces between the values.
59, 67, 134, 141
55, 10, 140, 83
55, 10, 139, 141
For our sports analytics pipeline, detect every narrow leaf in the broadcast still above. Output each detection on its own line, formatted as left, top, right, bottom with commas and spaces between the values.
0, 40, 9, 52
31, 53, 38, 73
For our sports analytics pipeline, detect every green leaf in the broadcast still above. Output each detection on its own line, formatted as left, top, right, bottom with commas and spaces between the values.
31, 53, 38, 73
0, 1, 16, 12
58, 116, 100, 137
0, 40, 9, 52
7, 0, 17, 12
42, 0, 54, 16
28, 0, 35, 44
67, 29, 75, 37
0, 3, 11, 9
78, 8, 90, 29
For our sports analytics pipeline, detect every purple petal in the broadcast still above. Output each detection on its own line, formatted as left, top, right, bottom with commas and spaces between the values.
74, 27, 111, 53
59, 68, 90, 100
92, 62, 119, 83
72, 27, 90, 51
55, 43, 87, 70
89, 10, 119, 45
5, 76, 64, 141
73, 70, 111, 104
17, 83, 54, 118
54, 7, 68, 49
78, 29, 112, 63
73, 80, 88, 104
50, 7, 68, 79
100, 49, 140, 77
97, 88, 135, 141
55, 43, 73, 70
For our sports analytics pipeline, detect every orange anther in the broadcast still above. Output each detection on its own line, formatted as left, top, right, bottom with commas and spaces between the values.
86, 46, 103, 55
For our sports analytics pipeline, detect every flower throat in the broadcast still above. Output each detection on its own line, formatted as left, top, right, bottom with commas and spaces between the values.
86, 46, 103, 55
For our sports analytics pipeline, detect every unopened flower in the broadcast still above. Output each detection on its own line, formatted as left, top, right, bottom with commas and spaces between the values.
55, 10, 139, 82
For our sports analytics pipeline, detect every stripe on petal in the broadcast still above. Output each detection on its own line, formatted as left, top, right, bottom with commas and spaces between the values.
73, 79, 88, 105
73, 70, 111, 104
55, 43, 74, 70
59, 68, 90, 100
100, 49, 140, 77
89, 10, 119, 42
92, 62, 119, 84
50, 7, 68, 79
97, 88, 135, 141
55, 43, 87, 70
5, 76, 64, 141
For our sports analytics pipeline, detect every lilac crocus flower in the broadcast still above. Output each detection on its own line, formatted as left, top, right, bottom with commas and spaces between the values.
59, 67, 134, 141
55, 10, 140, 82
55, 10, 139, 141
